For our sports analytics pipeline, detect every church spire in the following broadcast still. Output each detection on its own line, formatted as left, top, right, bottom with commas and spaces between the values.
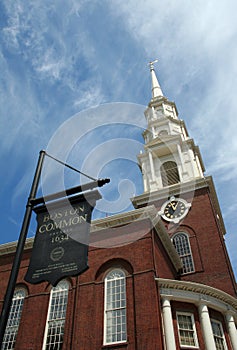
132, 60, 206, 198
149, 59, 163, 98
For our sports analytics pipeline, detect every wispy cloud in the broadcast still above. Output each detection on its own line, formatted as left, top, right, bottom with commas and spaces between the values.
0, 0, 236, 275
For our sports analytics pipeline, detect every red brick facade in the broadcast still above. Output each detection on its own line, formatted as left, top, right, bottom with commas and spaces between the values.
0, 180, 237, 349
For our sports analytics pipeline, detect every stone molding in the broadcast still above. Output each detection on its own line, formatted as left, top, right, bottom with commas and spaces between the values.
157, 277, 237, 318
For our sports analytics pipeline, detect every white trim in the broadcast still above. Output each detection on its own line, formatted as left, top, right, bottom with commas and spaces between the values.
211, 318, 228, 350
157, 278, 237, 316
172, 232, 195, 274
42, 280, 70, 350
2, 288, 27, 350
148, 150, 156, 182
103, 269, 127, 345
157, 278, 237, 349
162, 298, 176, 350
226, 313, 237, 349
198, 303, 216, 349
176, 311, 199, 348
158, 198, 191, 224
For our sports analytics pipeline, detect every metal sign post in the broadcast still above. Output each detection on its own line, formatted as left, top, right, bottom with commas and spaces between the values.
0, 150, 46, 345
0, 150, 110, 346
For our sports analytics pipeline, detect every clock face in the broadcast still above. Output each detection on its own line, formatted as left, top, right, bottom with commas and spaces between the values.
164, 200, 186, 220
158, 197, 191, 223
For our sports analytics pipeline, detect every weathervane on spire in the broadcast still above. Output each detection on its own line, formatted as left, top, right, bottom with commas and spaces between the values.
149, 59, 158, 71
148, 58, 164, 98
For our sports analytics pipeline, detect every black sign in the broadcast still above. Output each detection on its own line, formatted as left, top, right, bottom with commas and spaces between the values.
25, 191, 101, 286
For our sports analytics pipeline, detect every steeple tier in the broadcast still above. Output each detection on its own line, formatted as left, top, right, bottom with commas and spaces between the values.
147, 60, 179, 122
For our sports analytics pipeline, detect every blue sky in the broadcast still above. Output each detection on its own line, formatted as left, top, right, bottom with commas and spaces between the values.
0, 1, 237, 276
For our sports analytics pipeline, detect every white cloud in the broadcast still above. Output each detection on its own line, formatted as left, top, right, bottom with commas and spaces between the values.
73, 86, 105, 110
110, 0, 237, 183
0, 0, 236, 273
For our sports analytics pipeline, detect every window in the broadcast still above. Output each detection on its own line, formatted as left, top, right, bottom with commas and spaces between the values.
173, 232, 195, 274
160, 161, 180, 187
43, 280, 69, 350
104, 269, 127, 345
2, 288, 27, 350
177, 312, 199, 347
211, 319, 227, 350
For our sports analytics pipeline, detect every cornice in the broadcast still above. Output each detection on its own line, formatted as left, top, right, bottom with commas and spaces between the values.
143, 134, 182, 150
157, 277, 237, 317
90, 205, 156, 232
132, 177, 206, 206
148, 98, 179, 117
0, 238, 34, 256
0, 208, 156, 256
0, 205, 182, 272
147, 96, 169, 107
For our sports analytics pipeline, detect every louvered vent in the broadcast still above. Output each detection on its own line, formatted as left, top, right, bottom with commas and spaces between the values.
161, 161, 180, 187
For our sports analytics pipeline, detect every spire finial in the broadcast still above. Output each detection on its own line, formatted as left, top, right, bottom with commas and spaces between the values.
149, 59, 158, 71
148, 58, 163, 98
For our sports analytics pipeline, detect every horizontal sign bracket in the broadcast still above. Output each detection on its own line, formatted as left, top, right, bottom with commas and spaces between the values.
30, 178, 110, 207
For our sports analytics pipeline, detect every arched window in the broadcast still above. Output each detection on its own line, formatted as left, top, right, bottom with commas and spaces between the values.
43, 280, 70, 350
2, 288, 27, 350
172, 232, 195, 274
160, 161, 180, 187
104, 269, 127, 345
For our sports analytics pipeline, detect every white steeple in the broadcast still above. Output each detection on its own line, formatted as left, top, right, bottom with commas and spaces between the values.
149, 59, 163, 98
133, 61, 205, 199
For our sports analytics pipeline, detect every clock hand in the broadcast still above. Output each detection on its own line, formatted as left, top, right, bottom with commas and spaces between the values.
173, 202, 178, 210
170, 202, 178, 211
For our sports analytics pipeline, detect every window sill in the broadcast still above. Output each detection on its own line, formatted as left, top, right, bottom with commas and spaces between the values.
102, 342, 128, 349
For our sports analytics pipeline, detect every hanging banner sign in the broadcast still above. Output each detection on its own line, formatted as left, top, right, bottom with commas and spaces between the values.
25, 191, 101, 286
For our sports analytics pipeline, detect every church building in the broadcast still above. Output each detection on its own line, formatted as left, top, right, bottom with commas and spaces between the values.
0, 63, 237, 350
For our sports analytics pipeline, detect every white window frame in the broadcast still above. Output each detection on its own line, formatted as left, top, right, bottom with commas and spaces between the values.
176, 312, 199, 348
211, 319, 228, 350
42, 279, 70, 350
2, 288, 27, 350
103, 268, 127, 345
172, 232, 195, 274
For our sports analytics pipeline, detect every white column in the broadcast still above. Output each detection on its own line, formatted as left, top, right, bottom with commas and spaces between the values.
194, 153, 204, 178
151, 106, 157, 120
226, 313, 237, 350
177, 144, 185, 180
148, 150, 156, 182
151, 126, 155, 137
141, 162, 148, 192
198, 303, 216, 350
162, 298, 176, 350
